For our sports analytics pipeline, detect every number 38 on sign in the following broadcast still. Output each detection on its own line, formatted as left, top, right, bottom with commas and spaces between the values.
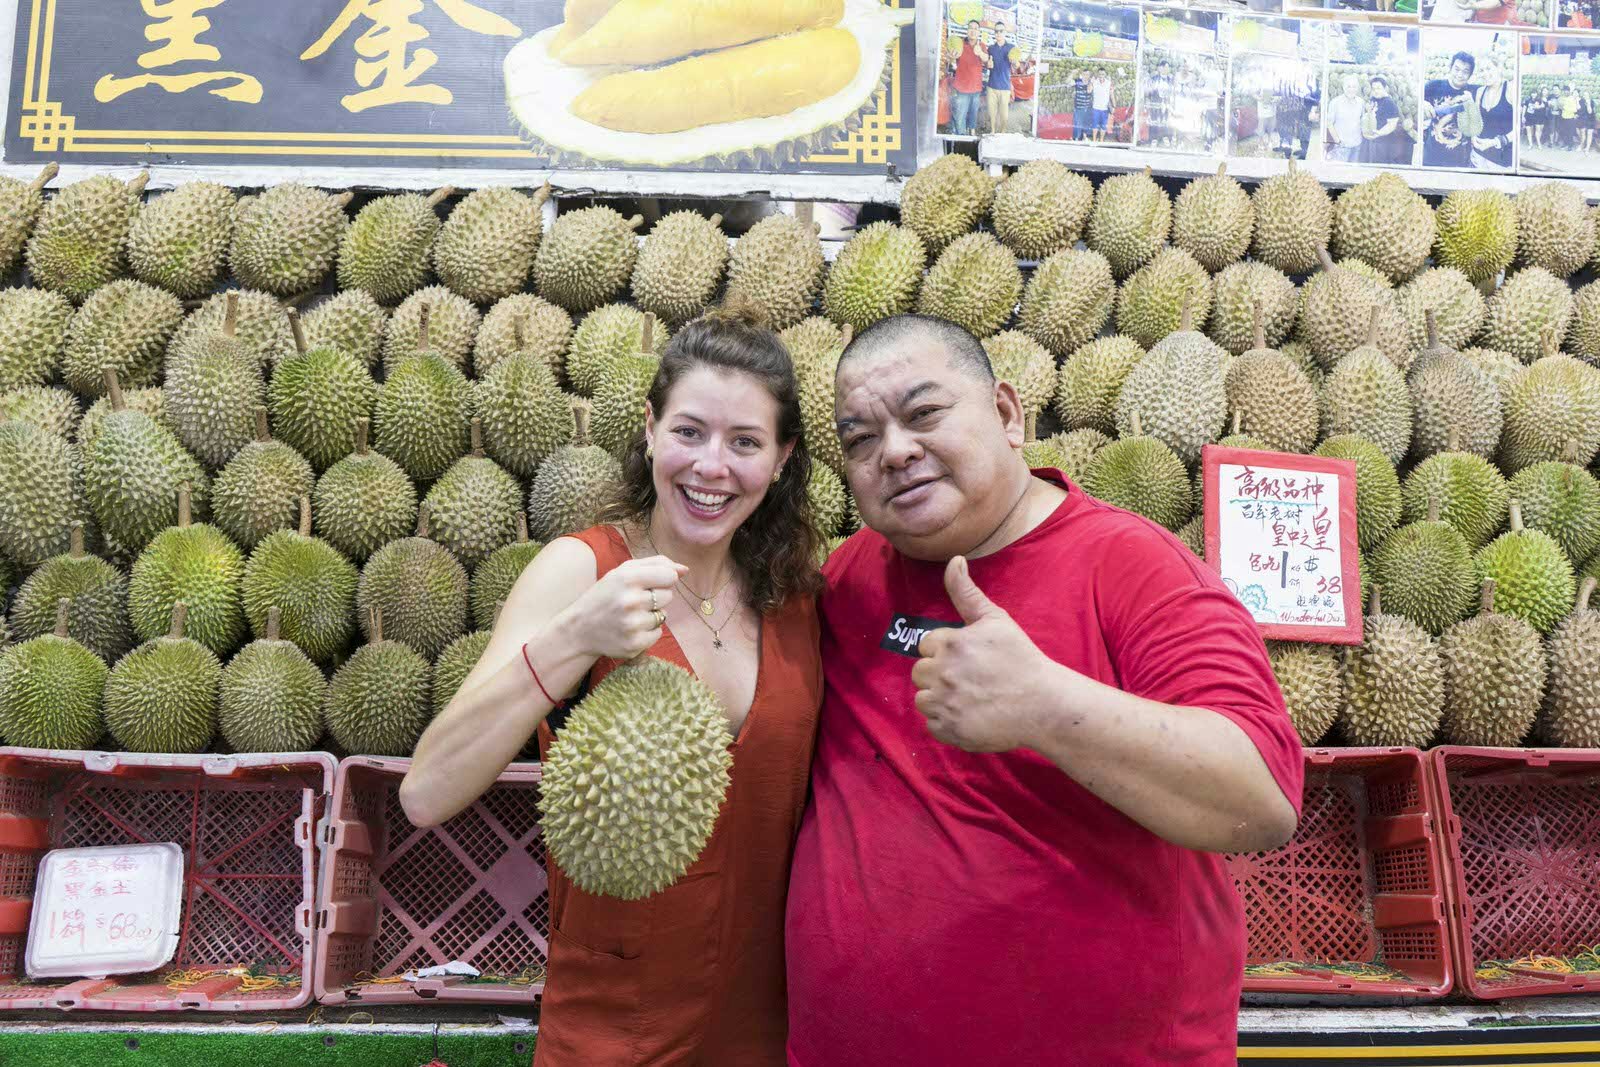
1199, 445, 1363, 645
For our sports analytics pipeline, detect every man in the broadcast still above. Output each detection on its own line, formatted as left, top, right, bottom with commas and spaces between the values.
785, 315, 1304, 1065
1071, 68, 1092, 141
1091, 68, 1113, 142
1326, 74, 1366, 161
1424, 51, 1476, 168
983, 22, 1016, 136
1363, 75, 1405, 164
1145, 59, 1174, 146
948, 19, 986, 136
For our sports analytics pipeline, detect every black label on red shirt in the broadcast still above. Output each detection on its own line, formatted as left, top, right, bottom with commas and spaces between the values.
880, 614, 963, 657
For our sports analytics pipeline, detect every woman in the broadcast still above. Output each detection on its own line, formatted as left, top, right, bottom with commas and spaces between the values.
1472, 62, 1515, 170
400, 300, 825, 1065
1526, 91, 1546, 149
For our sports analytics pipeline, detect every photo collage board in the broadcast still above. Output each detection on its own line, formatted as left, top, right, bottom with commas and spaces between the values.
936, 0, 1600, 176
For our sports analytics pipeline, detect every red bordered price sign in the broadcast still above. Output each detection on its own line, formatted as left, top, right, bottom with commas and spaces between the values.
1200, 446, 1362, 645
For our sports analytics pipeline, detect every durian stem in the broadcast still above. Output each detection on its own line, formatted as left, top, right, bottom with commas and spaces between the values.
1230, 410, 1242, 436
68, 522, 84, 558
840, 324, 855, 348
169, 602, 189, 640
426, 186, 456, 208
254, 406, 270, 442
1509, 499, 1525, 533
1179, 289, 1194, 333
515, 511, 529, 544
177, 484, 192, 528
1427, 496, 1440, 523
1540, 325, 1557, 359
332, 191, 355, 209
418, 304, 432, 351
369, 607, 383, 645
624, 213, 644, 231
53, 597, 71, 638
1216, 161, 1227, 178
572, 400, 592, 447
1129, 410, 1144, 437
416, 502, 431, 540
354, 416, 370, 456
640, 312, 654, 355
1447, 427, 1460, 453
708, 213, 723, 229
1251, 301, 1265, 352
287, 307, 307, 354
265, 606, 282, 641
1479, 579, 1497, 614
1316, 247, 1336, 275
1023, 411, 1037, 443
224, 291, 239, 337
513, 316, 526, 351
1425, 308, 1439, 350
795, 202, 814, 231
298, 496, 312, 538
102, 367, 125, 410
30, 162, 58, 191
1580, 576, 1596, 613
1564, 438, 1580, 464
470, 417, 484, 457
127, 172, 150, 196
532, 182, 553, 210
1369, 583, 1383, 616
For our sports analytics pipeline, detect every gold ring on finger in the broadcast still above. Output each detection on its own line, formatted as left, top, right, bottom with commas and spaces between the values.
652, 609, 665, 628
649, 589, 659, 611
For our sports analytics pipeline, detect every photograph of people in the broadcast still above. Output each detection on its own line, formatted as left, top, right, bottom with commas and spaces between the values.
1327, 23, 1421, 165
1557, 0, 1599, 28
1139, 9, 1228, 154
1419, 32, 1517, 170
1424, 0, 1552, 24
1036, 2, 1139, 145
1285, 0, 1418, 21
1228, 17, 1327, 160
1519, 35, 1600, 175
1325, 70, 1368, 159
942, 17, 990, 138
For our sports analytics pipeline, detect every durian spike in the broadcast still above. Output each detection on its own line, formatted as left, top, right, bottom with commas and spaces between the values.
1129, 410, 1144, 437
1509, 498, 1525, 533
470, 417, 485, 456
127, 172, 150, 196
353, 416, 370, 456
68, 522, 85, 558
515, 510, 529, 544
223, 291, 239, 337
1365, 306, 1380, 348
297, 496, 311, 538
1425, 308, 1439, 350
332, 191, 355, 209
1178, 289, 1194, 333
708, 213, 723, 229
1579, 576, 1596, 613
287, 307, 307, 354
1479, 579, 1497, 615
369, 606, 383, 645
426, 185, 456, 208
1369, 583, 1383, 616
265, 605, 282, 641
168, 601, 189, 640
1316, 247, 1336, 274
571, 399, 593, 447
418, 303, 432, 351
640, 312, 654, 355
30, 162, 58, 191
53, 598, 71, 639
415, 502, 431, 540
102, 367, 126, 411
1251, 301, 1266, 352
254, 406, 270, 442
177, 484, 192, 528
1427, 496, 1440, 523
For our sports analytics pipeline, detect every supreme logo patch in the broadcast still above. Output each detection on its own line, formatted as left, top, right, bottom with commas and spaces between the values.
880, 614, 963, 658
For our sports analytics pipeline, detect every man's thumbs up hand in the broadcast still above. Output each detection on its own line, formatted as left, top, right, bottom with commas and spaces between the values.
911, 556, 1056, 753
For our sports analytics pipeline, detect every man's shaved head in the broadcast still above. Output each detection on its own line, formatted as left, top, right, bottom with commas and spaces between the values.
838, 314, 994, 385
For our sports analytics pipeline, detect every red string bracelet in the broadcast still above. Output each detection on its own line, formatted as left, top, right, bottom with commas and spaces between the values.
522, 642, 558, 706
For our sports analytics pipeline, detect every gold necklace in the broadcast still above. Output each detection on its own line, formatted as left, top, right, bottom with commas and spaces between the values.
642, 530, 735, 616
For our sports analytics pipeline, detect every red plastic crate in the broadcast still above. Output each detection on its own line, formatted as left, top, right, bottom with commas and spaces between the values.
1431, 747, 1600, 1000
0, 748, 331, 1011
315, 756, 548, 1005
1227, 747, 1452, 998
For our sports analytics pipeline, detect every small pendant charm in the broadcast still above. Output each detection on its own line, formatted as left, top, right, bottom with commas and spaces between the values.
701, 599, 715, 616
713, 637, 723, 649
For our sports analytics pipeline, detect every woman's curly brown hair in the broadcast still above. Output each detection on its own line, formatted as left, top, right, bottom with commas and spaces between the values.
600, 296, 824, 615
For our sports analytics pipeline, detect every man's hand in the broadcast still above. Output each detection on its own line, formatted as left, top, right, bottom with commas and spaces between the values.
911, 556, 1060, 753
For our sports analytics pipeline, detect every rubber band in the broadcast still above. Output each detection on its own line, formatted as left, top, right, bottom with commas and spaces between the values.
522, 643, 557, 706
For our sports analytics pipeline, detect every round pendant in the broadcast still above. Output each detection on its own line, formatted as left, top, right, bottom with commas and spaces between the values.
701, 600, 715, 616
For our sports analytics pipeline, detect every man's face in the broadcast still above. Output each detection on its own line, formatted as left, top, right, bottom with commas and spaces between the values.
1344, 78, 1359, 98
966, 21, 979, 40
996, 28, 1007, 44
834, 343, 1025, 561
1448, 59, 1472, 90
1371, 80, 1387, 98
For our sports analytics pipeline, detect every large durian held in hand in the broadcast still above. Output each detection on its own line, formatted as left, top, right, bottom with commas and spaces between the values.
103, 601, 222, 754
540, 655, 734, 901
323, 606, 432, 757
0, 598, 107, 750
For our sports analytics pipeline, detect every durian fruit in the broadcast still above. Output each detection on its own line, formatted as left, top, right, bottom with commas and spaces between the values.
981, 332, 1055, 422
591, 350, 660, 459
302, 289, 387, 370
475, 330, 575, 481
1225, 306, 1319, 454
434, 184, 549, 304
535, 205, 643, 314
569, 305, 667, 397
1085, 167, 1170, 279
780, 316, 842, 369
1433, 188, 1517, 284
1171, 163, 1254, 273
1082, 412, 1192, 531
471, 513, 542, 631
242, 497, 358, 664
163, 292, 266, 469
1114, 298, 1227, 466
1408, 341, 1501, 463
1315, 435, 1401, 551
219, 606, 326, 753
0, 287, 72, 390
1019, 248, 1115, 358
804, 463, 848, 540
1208, 261, 1297, 357
424, 419, 523, 572
270, 309, 378, 473
0, 417, 89, 568
473, 293, 572, 380
990, 160, 1092, 261
1499, 345, 1600, 472
323, 607, 432, 757
75, 385, 165, 459
1340, 585, 1445, 749
1249, 159, 1332, 275
1175, 514, 1203, 557
1543, 576, 1600, 748
1020, 431, 1067, 476
373, 306, 472, 482
61, 278, 184, 397
229, 184, 352, 296
1566, 279, 1600, 361
1114, 248, 1212, 350
528, 401, 623, 541
918, 232, 1021, 339
127, 181, 235, 298
1481, 268, 1574, 364
1506, 451, 1600, 564
794, 325, 848, 476
1371, 499, 1477, 635
382, 286, 482, 373
83, 369, 209, 556
724, 210, 825, 331
337, 186, 453, 306
170, 288, 295, 371
312, 417, 418, 563
1321, 309, 1414, 464
2, 385, 79, 440
0, 163, 56, 275
631, 211, 728, 328
897, 152, 994, 256
1516, 181, 1594, 279
26, 172, 147, 301
1047, 428, 1111, 484
0, 598, 106, 750
211, 408, 316, 552
1055, 335, 1144, 434
539, 655, 732, 900
1296, 251, 1410, 371
1462, 345, 1525, 394
1267, 640, 1342, 745
822, 221, 925, 332
355, 505, 469, 661
433, 625, 491, 719
1396, 269, 1485, 353
128, 487, 246, 657
1401, 444, 1508, 549
1440, 580, 1546, 747
1332, 173, 1435, 283
1474, 500, 1575, 634
103, 602, 221, 753
9, 522, 131, 664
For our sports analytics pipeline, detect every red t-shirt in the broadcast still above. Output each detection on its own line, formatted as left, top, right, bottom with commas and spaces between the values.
953, 40, 985, 94
785, 471, 1304, 1066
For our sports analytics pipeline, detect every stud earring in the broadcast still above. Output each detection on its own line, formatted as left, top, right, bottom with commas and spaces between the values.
645, 446, 654, 462
772, 467, 782, 484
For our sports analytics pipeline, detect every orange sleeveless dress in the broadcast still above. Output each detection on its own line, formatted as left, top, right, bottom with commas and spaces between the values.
533, 525, 822, 1066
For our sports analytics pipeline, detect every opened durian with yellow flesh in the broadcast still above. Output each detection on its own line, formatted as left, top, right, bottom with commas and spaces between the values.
555, 0, 843, 66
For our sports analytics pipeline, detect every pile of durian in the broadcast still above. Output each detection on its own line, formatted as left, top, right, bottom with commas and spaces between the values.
1, 154, 1599, 766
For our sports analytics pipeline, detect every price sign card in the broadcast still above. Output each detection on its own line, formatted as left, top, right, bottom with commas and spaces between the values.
26, 843, 184, 980
1200, 446, 1363, 645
